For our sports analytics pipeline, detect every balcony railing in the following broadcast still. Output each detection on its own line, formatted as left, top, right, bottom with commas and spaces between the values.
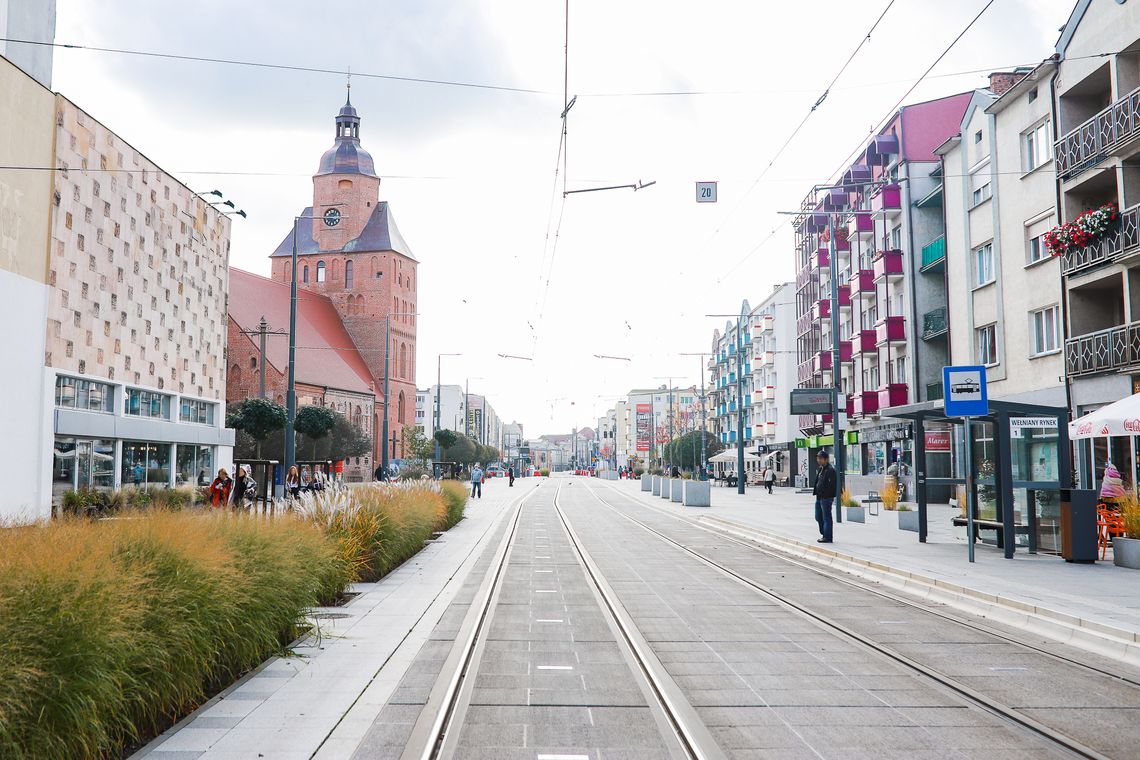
875, 316, 906, 345
877, 383, 909, 410
852, 329, 877, 356
1055, 85, 1140, 178
852, 391, 879, 417
1066, 320, 1140, 376
1061, 202, 1140, 275
873, 249, 904, 281
922, 307, 948, 340
920, 236, 946, 270
848, 212, 874, 239
812, 247, 829, 270
871, 183, 902, 217
850, 269, 875, 298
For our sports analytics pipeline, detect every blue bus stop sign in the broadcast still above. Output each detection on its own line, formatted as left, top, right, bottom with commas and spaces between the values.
943, 365, 988, 418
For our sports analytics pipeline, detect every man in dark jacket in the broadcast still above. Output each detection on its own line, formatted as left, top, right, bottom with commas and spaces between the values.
812, 449, 836, 543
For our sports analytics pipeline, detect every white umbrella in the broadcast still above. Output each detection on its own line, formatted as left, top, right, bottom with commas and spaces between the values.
709, 450, 761, 463
1069, 392, 1140, 439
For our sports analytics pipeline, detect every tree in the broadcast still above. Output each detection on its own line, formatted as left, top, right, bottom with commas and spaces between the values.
295, 405, 337, 458
434, 429, 458, 450
403, 424, 434, 464
317, 413, 371, 461
663, 430, 724, 471
226, 399, 287, 458
444, 435, 477, 465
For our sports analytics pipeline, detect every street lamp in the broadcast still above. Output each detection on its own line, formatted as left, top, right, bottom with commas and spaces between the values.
678, 352, 711, 478
652, 376, 681, 470
707, 310, 750, 495
434, 353, 462, 466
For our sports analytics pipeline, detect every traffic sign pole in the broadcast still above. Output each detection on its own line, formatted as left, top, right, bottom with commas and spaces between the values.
965, 415, 975, 564
943, 365, 988, 564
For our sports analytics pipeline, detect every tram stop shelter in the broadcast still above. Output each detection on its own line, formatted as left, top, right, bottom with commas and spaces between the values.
887, 398, 1070, 559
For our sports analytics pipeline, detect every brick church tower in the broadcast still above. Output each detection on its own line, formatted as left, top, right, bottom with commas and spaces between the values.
269, 90, 418, 460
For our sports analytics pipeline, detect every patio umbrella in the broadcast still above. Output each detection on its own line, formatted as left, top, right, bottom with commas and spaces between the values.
1069, 392, 1140, 439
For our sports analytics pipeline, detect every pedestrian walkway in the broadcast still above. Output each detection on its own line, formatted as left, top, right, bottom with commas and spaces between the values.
134, 479, 538, 760
602, 479, 1140, 660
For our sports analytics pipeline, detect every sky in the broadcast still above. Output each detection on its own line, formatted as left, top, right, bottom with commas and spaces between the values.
51, 0, 1075, 436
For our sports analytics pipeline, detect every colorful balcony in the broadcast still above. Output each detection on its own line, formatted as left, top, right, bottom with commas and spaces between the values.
812, 247, 830, 270
763, 421, 777, 437
760, 385, 776, 402
844, 394, 855, 417
865, 133, 899, 167
757, 350, 775, 367
812, 350, 832, 374
873, 249, 904, 281
848, 212, 874, 241
871, 183, 902, 217
852, 391, 879, 417
920, 236, 946, 271
753, 314, 774, 336
841, 164, 872, 190
875, 316, 906, 345
823, 188, 850, 212
812, 299, 831, 321
849, 269, 875, 298
852, 329, 877, 355
877, 383, 909, 410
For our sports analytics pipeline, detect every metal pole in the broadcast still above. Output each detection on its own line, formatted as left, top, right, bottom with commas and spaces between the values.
829, 215, 844, 523
965, 416, 976, 563
434, 357, 442, 465
700, 357, 707, 478
285, 218, 299, 474
381, 315, 391, 479
737, 314, 745, 495
258, 316, 267, 399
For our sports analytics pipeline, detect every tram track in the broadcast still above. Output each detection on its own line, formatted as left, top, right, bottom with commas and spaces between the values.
581, 479, 1125, 760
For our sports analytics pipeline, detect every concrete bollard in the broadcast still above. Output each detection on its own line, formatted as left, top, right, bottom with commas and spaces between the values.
671, 479, 684, 503
661, 478, 673, 499
641, 475, 652, 492
651, 477, 661, 496
682, 480, 711, 507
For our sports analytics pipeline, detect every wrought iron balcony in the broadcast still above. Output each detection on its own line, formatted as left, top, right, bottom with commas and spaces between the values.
1054, 86, 1140, 179
1061, 202, 1140, 275
922, 307, 948, 340
1066, 320, 1140, 377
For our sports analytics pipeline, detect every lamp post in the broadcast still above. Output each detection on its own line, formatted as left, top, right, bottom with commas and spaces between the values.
434, 353, 462, 467
652, 376, 681, 469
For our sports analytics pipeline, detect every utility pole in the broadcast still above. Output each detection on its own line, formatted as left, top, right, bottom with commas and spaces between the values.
239, 316, 286, 399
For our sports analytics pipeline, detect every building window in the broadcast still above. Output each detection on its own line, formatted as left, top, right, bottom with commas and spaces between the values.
55, 376, 114, 413
973, 242, 994, 287
1031, 305, 1060, 355
175, 444, 214, 487
1022, 120, 1052, 172
303, 265, 309, 283
345, 259, 354, 289
316, 261, 326, 283
976, 324, 998, 366
125, 388, 172, 419
1027, 232, 1047, 264
179, 398, 216, 425
970, 167, 992, 207
121, 441, 170, 487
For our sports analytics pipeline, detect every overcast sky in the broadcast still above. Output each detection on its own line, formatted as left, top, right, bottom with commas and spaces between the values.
53, 0, 1074, 436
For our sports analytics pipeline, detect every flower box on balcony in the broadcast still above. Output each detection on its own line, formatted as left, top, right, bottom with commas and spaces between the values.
873, 249, 904, 280
877, 383, 908, 409
852, 391, 879, 417
871, 183, 902, 215
875, 316, 906, 344
849, 269, 875, 297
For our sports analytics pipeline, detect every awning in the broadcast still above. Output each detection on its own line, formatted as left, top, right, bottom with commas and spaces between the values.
1069, 393, 1140, 439
709, 450, 761, 463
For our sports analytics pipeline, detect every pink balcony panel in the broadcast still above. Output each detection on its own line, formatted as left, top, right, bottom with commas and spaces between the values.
873, 250, 904, 280
853, 329, 877, 354
875, 316, 906, 344
812, 299, 830, 321
812, 351, 832, 374
837, 284, 851, 308
877, 383, 908, 409
812, 247, 829, 269
848, 213, 874, 236
845, 394, 854, 417
852, 391, 879, 417
849, 269, 875, 297
839, 340, 852, 362
871, 183, 902, 214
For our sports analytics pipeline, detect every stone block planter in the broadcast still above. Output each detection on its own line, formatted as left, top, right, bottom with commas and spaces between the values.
897, 509, 919, 532
641, 476, 653, 492
651, 477, 661, 496
671, 479, 684, 503
683, 480, 711, 507
661, 479, 674, 499
845, 505, 865, 523
1114, 536, 1140, 569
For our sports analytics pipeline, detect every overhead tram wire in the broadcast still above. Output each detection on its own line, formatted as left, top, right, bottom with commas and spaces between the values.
688, 0, 897, 263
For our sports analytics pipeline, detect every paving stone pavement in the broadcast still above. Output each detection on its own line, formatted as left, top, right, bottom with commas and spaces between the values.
134, 478, 539, 760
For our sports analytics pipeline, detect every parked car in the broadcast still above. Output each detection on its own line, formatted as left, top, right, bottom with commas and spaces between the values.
485, 465, 505, 478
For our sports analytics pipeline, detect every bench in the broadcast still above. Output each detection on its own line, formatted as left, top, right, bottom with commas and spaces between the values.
951, 516, 1030, 547
863, 490, 882, 516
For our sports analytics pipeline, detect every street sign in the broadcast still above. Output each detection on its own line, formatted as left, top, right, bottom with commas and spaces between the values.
943, 365, 988, 418
790, 388, 835, 415
695, 181, 717, 203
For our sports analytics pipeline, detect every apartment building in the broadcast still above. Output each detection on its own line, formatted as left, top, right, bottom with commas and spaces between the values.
1053, 0, 1140, 487
620, 385, 701, 467
939, 67, 1066, 412
793, 92, 971, 493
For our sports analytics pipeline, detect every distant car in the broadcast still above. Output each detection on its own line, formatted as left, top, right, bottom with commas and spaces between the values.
951, 379, 981, 395
485, 466, 505, 478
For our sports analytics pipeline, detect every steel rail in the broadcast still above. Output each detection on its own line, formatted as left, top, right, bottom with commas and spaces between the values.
582, 482, 1112, 760
552, 483, 727, 760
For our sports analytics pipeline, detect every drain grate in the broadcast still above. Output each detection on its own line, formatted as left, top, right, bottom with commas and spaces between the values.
308, 611, 352, 620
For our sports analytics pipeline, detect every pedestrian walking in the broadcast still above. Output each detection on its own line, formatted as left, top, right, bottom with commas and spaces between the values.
231, 466, 257, 510
209, 468, 232, 508
812, 450, 836, 543
311, 464, 327, 492
285, 464, 309, 499
508, 466, 515, 487
764, 467, 775, 494
671, 464, 681, 478
471, 463, 484, 499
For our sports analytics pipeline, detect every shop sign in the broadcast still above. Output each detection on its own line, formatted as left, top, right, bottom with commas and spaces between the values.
1010, 416, 1057, 438
924, 431, 951, 452
791, 388, 835, 415
862, 424, 912, 443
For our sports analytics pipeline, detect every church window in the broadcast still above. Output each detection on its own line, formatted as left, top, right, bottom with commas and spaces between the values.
345, 260, 354, 288
303, 265, 309, 283
249, 356, 257, 369
316, 261, 326, 283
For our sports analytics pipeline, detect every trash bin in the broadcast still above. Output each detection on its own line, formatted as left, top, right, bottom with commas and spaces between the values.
1060, 488, 1098, 563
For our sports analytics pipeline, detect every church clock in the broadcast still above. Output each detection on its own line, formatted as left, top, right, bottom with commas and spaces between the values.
323, 208, 341, 227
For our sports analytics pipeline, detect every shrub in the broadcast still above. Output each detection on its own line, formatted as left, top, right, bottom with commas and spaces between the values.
540, 468, 550, 477
440, 481, 468, 529
881, 482, 900, 511
896, 502, 913, 512
397, 464, 431, 481
633, 467, 645, 477
58, 486, 200, 518
840, 487, 859, 509
0, 511, 345, 759
1121, 495, 1140, 540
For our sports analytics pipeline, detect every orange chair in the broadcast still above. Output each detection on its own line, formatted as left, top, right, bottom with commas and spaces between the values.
1097, 504, 1126, 560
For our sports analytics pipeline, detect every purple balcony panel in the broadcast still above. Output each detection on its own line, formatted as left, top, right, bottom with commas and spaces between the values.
877, 383, 908, 409
824, 189, 849, 212
873, 250, 904, 280
842, 164, 872, 190
848, 213, 874, 236
837, 284, 851, 308
853, 391, 879, 417
813, 247, 829, 269
865, 133, 899, 166
875, 316, 906, 344
849, 269, 875, 297
845, 394, 855, 416
805, 213, 829, 233
812, 351, 832, 374
871, 183, 902, 214
812, 298, 831, 321
839, 340, 853, 363
855, 329, 877, 354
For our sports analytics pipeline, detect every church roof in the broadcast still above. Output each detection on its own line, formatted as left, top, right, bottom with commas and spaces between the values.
269, 201, 416, 260
316, 139, 376, 177
227, 268, 376, 395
